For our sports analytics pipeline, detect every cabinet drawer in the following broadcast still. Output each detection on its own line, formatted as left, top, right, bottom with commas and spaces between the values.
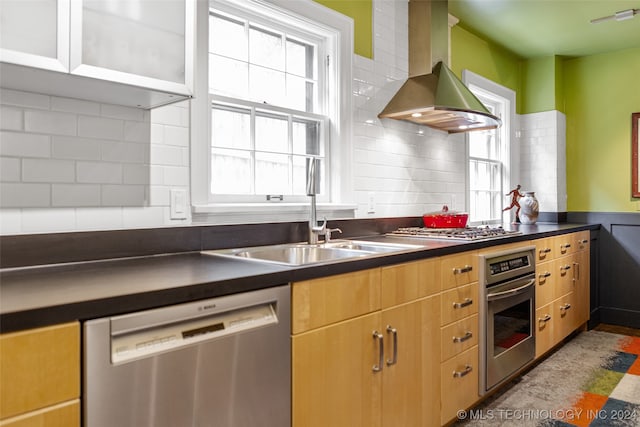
575, 231, 590, 252
533, 237, 555, 263
554, 257, 576, 299
381, 258, 440, 308
440, 314, 478, 362
0, 322, 79, 419
292, 269, 381, 334
441, 252, 478, 290
535, 304, 555, 358
0, 400, 80, 427
535, 261, 555, 308
554, 234, 580, 257
440, 345, 479, 425
553, 292, 577, 343
441, 282, 479, 326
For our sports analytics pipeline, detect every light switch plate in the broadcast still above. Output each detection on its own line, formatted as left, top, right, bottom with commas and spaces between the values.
170, 189, 188, 220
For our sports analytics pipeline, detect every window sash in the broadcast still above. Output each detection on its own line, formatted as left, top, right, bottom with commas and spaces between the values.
469, 157, 503, 223
209, 95, 329, 203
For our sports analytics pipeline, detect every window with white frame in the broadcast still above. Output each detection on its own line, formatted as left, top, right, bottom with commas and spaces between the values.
463, 71, 516, 225
205, 0, 342, 204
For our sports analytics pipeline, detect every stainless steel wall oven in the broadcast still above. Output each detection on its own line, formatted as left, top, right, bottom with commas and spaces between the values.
479, 246, 536, 395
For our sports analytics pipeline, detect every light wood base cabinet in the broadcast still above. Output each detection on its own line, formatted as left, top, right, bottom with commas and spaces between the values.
440, 346, 479, 425
0, 322, 80, 426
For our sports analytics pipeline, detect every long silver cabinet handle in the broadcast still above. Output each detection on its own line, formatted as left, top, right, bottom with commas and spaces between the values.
386, 325, 398, 366
453, 365, 473, 378
579, 239, 588, 244
453, 331, 473, 343
539, 272, 551, 279
453, 298, 473, 309
560, 303, 572, 314
573, 262, 580, 281
453, 265, 473, 274
560, 264, 572, 272
539, 248, 552, 255
561, 243, 572, 250
372, 331, 384, 372
539, 314, 551, 324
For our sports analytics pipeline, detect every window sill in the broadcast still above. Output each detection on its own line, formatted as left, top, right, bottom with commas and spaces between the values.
192, 203, 357, 225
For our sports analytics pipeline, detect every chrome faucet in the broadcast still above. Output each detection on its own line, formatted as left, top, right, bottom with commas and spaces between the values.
306, 157, 325, 244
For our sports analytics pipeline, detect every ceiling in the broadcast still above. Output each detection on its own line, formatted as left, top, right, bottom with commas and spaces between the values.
448, 0, 640, 58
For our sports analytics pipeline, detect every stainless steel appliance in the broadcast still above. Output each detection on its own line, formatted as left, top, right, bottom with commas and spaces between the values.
84, 285, 290, 427
479, 247, 536, 395
388, 226, 521, 241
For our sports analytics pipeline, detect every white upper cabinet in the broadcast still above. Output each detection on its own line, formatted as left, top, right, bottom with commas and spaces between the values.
0, 0, 194, 109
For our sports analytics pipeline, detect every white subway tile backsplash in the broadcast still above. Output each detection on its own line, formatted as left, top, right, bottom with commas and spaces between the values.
0, 183, 50, 207
76, 207, 123, 230
123, 164, 150, 185
22, 158, 75, 183
149, 186, 170, 206
101, 184, 146, 206
0, 208, 22, 234
78, 115, 123, 140
0, 131, 50, 157
124, 120, 150, 143
0, 106, 23, 130
151, 145, 186, 166
1, 89, 50, 110
52, 184, 101, 207
163, 166, 189, 186
52, 136, 101, 160
77, 161, 123, 184
51, 97, 100, 115
163, 125, 189, 147
25, 110, 77, 136
100, 141, 148, 163
101, 104, 145, 121
122, 206, 164, 227
151, 105, 188, 127
1, 157, 20, 181
21, 208, 76, 233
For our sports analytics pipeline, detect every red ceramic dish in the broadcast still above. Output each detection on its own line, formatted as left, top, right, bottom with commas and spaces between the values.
422, 206, 469, 228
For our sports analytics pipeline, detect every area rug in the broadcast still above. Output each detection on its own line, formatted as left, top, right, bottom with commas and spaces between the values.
455, 330, 640, 426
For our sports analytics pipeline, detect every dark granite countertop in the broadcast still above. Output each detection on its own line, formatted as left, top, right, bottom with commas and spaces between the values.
0, 222, 598, 333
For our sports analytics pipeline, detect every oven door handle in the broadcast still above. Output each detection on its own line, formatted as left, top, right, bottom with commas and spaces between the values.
486, 279, 535, 301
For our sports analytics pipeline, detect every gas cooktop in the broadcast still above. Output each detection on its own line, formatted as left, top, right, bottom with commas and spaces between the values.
388, 226, 521, 241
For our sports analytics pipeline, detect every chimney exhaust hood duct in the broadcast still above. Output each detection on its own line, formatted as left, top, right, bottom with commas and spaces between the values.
378, 0, 501, 133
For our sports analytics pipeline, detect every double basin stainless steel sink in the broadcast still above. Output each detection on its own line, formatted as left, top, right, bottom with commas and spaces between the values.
202, 240, 423, 266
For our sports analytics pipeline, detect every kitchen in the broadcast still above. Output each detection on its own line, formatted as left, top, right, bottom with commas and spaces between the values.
1, 0, 639, 426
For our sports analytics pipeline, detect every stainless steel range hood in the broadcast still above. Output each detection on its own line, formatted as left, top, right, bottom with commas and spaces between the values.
378, 0, 501, 133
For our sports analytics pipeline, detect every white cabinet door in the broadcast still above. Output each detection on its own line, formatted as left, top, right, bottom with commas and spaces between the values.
69, 0, 193, 96
0, 0, 69, 72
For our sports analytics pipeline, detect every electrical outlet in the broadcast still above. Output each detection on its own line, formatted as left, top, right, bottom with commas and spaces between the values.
367, 192, 376, 214
170, 189, 188, 220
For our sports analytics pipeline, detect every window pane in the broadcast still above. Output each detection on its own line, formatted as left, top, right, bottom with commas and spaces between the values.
211, 148, 251, 194
286, 75, 315, 112
211, 106, 250, 149
286, 38, 314, 79
210, 14, 247, 62
210, 54, 248, 98
249, 25, 283, 71
292, 119, 320, 155
255, 152, 289, 194
292, 155, 307, 194
249, 64, 285, 105
256, 114, 288, 153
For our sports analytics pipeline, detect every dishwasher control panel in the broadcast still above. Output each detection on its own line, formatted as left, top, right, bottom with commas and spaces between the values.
111, 302, 277, 364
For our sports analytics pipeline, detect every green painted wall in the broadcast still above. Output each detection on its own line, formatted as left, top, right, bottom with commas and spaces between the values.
450, 25, 523, 113
564, 47, 640, 212
313, 0, 372, 58
521, 56, 557, 113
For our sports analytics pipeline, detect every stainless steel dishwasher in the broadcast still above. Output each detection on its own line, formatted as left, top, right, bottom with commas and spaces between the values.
84, 284, 290, 427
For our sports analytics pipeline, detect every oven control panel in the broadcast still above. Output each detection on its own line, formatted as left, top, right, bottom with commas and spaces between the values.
489, 254, 530, 275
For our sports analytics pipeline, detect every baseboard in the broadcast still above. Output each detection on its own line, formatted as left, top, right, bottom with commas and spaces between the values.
599, 307, 640, 329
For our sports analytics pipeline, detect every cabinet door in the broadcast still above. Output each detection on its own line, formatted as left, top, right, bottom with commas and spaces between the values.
440, 346, 479, 425
0, 400, 79, 427
441, 251, 478, 290
440, 282, 479, 326
292, 313, 382, 427
574, 249, 590, 326
553, 293, 576, 343
0, 322, 79, 420
381, 295, 441, 427
69, 0, 193, 95
535, 303, 554, 358
555, 257, 575, 299
535, 260, 555, 308
0, 0, 69, 72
